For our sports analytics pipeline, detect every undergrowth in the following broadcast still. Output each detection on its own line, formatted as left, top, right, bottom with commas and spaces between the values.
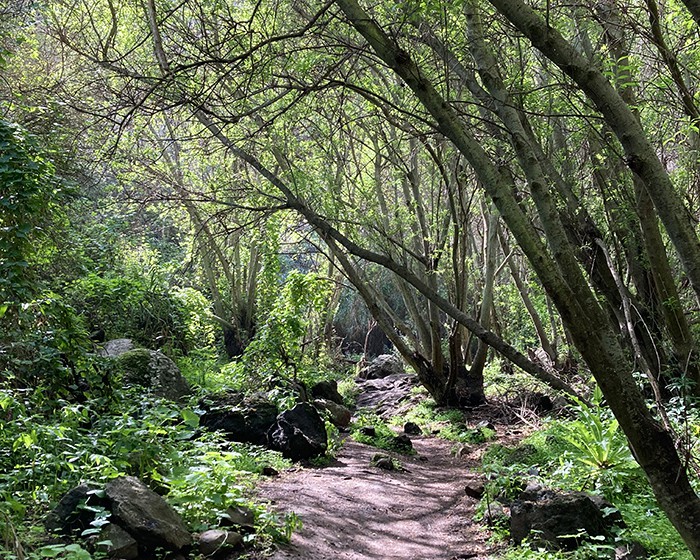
0, 385, 296, 559
390, 397, 496, 444
350, 412, 415, 454
482, 387, 693, 560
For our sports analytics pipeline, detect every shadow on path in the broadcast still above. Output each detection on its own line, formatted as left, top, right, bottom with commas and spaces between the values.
257, 436, 498, 560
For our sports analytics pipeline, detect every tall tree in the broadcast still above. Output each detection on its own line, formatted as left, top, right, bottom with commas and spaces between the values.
332, 0, 700, 553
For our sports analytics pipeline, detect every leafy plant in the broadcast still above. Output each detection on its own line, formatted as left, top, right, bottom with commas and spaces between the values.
35, 543, 92, 560
0, 119, 64, 302
231, 254, 336, 397
66, 272, 190, 352
553, 389, 641, 498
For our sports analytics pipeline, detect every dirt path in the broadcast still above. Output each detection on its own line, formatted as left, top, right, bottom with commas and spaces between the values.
257, 434, 501, 560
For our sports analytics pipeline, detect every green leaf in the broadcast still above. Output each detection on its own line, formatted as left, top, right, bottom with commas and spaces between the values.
181, 408, 200, 428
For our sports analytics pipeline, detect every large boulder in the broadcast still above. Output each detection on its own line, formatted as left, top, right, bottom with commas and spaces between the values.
355, 373, 420, 418
510, 484, 624, 550
267, 402, 328, 461
310, 380, 344, 405
357, 354, 404, 380
112, 348, 190, 401
200, 392, 279, 446
105, 476, 191, 551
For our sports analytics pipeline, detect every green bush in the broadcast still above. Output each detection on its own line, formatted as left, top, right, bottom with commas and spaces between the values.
0, 295, 92, 394
67, 272, 189, 352
481, 389, 690, 559
233, 267, 335, 396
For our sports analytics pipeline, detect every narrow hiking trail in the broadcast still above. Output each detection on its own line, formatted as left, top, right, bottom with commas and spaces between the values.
254, 371, 532, 560
257, 434, 501, 560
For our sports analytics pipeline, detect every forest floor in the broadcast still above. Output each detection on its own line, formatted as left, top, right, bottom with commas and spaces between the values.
256, 382, 531, 560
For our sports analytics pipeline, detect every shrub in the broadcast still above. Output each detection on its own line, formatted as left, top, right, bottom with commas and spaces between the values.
66, 272, 189, 352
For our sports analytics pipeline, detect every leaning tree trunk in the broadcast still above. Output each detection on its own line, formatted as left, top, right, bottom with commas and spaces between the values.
332, 0, 700, 554
598, 1, 700, 397
488, 0, 700, 318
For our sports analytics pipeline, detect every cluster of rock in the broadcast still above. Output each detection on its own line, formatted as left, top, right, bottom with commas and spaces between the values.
199, 379, 352, 462
354, 355, 426, 421
46, 476, 254, 559
100, 338, 354, 462
463, 479, 646, 557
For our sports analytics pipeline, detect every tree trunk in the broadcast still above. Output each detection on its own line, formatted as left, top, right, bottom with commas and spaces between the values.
333, 0, 700, 554
499, 229, 556, 362
469, 205, 498, 402
488, 0, 700, 313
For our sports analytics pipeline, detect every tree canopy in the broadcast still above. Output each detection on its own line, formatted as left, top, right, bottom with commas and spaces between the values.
4, 0, 700, 556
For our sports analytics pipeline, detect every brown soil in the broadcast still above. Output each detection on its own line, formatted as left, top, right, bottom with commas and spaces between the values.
256, 407, 531, 560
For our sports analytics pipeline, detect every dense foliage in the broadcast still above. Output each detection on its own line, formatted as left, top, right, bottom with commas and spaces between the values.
3, 0, 700, 557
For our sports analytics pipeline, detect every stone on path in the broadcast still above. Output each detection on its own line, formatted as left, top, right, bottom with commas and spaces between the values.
198, 529, 243, 556
267, 402, 328, 461
357, 354, 404, 380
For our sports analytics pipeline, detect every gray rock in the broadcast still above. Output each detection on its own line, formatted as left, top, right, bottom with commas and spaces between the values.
464, 477, 485, 500
95, 523, 139, 560
112, 348, 190, 401
221, 505, 255, 531
198, 529, 243, 556
105, 476, 191, 551
392, 434, 413, 453
359, 426, 376, 437
403, 421, 422, 435
357, 354, 404, 380
313, 398, 352, 428
478, 499, 507, 525
100, 339, 135, 358
267, 402, 328, 461
310, 380, 344, 405
354, 373, 419, 418
510, 488, 623, 550
371, 454, 395, 471
616, 542, 648, 560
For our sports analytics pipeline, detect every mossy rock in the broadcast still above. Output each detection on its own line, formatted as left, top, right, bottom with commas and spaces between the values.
113, 348, 190, 401
504, 443, 538, 465
115, 348, 152, 381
